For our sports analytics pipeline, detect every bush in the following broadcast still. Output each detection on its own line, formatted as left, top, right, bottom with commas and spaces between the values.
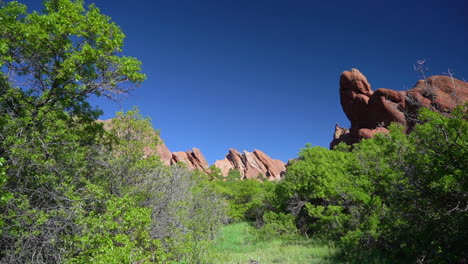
67, 186, 166, 264
274, 106, 467, 263
253, 211, 299, 242
213, 179, 274, 222
96, 110, 227, 263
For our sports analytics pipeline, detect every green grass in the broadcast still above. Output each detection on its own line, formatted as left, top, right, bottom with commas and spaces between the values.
206, 222, 400, 264
210, 222, 338, 264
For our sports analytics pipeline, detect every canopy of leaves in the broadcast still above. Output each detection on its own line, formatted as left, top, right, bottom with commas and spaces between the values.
0, 1, 226, 263
274, 106, 467, 262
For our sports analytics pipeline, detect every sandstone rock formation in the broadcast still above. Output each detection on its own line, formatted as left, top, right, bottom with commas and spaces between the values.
150, 140, 285, 179
170, 148, 210, 174
214, 149, 286, 180
330, 124, 350, 149
331, 69, 468, 148
155, 140, 172, 165
100, 118, 284, 178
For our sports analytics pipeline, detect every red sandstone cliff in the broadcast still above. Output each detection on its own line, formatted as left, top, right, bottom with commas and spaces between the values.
214, 148, 285, 180
103, 123, 283, 178
156, 143, 285, 180
331, 69, 468, 148
170, 148, 210, 174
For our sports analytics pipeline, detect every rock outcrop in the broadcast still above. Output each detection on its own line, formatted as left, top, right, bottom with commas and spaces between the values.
100, 118, 284, 178
154, 142, 285, 179
170, 148, 210, 174
155, 141, 172, 166
214, 149, 286, 180
330, 124, 350, 149
331, 69, 468, 148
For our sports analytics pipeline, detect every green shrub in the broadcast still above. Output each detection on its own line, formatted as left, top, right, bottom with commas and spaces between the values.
67, 186, 167, 264
253, 211, 299, 241
213, 179, 274, 222
274, 106, 467, 263
97, 110, 227, 263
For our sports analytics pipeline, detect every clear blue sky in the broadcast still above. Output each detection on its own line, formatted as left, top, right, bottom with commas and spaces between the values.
26, 0, 467, 164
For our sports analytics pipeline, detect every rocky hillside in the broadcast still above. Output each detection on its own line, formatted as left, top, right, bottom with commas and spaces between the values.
331, 69, 468, 148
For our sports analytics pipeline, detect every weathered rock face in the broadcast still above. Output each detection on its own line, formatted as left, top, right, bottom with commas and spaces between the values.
100, 118, 284, 178
153, 144, 210, 173
330, 124, 350, 149
214, 149, 286, 180
151, 141, 285, 179
170, 148, 210, 174
332, 69, 468, 148
155, 141, 172, 166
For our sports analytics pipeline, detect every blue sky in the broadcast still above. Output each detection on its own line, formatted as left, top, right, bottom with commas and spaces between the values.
26, 0, 467, 164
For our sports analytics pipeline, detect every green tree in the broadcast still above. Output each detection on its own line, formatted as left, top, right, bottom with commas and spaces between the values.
66, 185, 166, 264
97, 109, 226, 263
207, 165, 224, 181
227, 168, 242, 181
278, 145, 379, 239
0, 0, 145, 262
0, 158, 10, 206
275, 107, 467, 263
393, 106, 468, 262
94, 107, 162, 195
213, 179, 273, 222
0, 0, 145, 109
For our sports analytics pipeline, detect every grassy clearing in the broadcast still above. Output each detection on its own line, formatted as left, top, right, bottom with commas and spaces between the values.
207, 222, 399, 264
210, 222, 338, 264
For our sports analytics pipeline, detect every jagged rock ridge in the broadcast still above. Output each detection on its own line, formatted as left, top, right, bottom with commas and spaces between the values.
101, 118, 283, 179
170, 148, 210, 174
156, 141, 285, 180
331, 69, 468, 148
214, 148, 285, 180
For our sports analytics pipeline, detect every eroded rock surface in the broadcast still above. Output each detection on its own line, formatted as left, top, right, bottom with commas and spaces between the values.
100, 118, 285, 178
171, 148, 210, 173
214, 149, 285, 180
332, 69, 468, 148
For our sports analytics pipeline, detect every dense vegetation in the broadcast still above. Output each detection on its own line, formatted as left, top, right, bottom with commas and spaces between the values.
0, 1, 225, 263
214, 106, 467, 263
0, 0, 466, 263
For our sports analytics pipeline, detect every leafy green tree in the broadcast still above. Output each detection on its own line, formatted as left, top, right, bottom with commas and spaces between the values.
227, 168, 242, 181
94, 107, 162, 195
253, 211, 298, 242
0, 0, 145, 262
393, 106, 468, 262
0, 158, 12, 237
66, 184, 166, 264
278, 145, 379, 240
0, 158, 10, 206
275, 107, 466, 263
0, 0, 145, 108
97, 109, 226, 263
213, 179, 274, 222
207, 165, 224, 181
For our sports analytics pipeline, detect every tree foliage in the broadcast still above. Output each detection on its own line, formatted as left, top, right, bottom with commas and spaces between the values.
0, 0, 145, 105
0, 1, 227, 263
274, 107, 467, 263
212, 178, 274, 223
0, 0, 147, 262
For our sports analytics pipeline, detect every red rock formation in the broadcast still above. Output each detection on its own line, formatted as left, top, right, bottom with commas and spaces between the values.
100, 118, 283, 177
214, 149, 285, 180
330, 124, 350, 149
170, 148, 210, 174
155, 140, 172, 166
332, 69, 468, 148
